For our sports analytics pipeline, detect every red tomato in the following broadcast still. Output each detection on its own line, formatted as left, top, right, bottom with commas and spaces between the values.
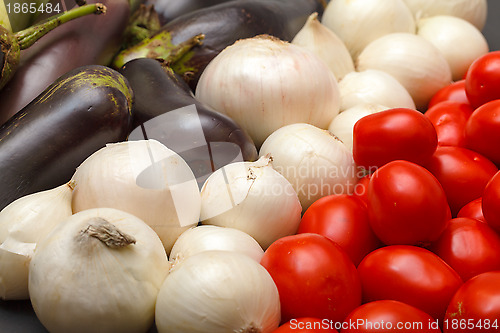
352, 175, 371, 207
482, 171, 500, 233
457, 198, 486, 223
465, 51, 500, 108
428, 80, 469, 109
465, 99, 500, 167
353, 108, 438, 169
444, 271, 500, 332
260, 233, 362, 325
341, 300, 441, 333
358, 245, 463, 321
273, 318, 338, 333
424, 146, 497, 216
298, 194, 382, 266
430, 218, 500, 281
367, 160, 451, 246
424, 101, 473, 147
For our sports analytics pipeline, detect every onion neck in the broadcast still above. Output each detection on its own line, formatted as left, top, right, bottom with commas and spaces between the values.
81, 218, 136, 249
242, 324, 261, 333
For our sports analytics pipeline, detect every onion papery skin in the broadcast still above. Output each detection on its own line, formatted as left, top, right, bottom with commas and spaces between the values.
195, 35, 340, 148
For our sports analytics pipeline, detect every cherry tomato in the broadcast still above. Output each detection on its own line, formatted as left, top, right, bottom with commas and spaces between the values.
465, 99, 500, 167
424, 146, 497, 216
260, 233, 362, 325
428, 80, 469, 109
273, 318, 338, 333
341, 300, 441, 333
430, 218, 500, 281
465, 51, 500, 108
424, 101, 473, 147
298, 194, 382, 266
353, 108, 438, 169
444, 271, 500, 332
367, 160, 451, 246
482, 171, 500, 233
457, 198, 486, 223
358, 245, 463, 321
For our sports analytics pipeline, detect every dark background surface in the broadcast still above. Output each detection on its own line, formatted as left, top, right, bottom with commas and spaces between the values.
1, 0, 500, 332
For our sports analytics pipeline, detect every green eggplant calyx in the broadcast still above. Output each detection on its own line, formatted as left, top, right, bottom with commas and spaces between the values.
112, 31, 204, 69
121, 4, 161, 50
14, 3, 107, 50
0, 26, 20, 90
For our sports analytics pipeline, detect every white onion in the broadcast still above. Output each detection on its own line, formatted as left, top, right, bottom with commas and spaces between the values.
292, 12, 355, 80
71, 140, 201, 253
321, 0, 416, 60
29, 208, 170, 333
356, 32, 452, 110
417, 15, 489, 81
169, 225, 264, 263
401, 0, 487, 30
155, 250, 280, 333
199, 156, 301, 249
339, 69, 416, 111
259, 123, 359, 211
328, 104, 389, 152
0, 183, 73, 300
195, 35, 340, 147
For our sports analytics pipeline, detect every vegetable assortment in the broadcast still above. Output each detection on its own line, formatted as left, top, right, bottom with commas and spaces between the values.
2, 0, 500, 332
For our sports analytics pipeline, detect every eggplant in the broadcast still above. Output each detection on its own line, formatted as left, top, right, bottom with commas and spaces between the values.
114, 0, 326, 90
0, 3, 105, 91
118, 57, 258, 187
144, 0, 234, 24
0, 0, 130, 125
0, 65, 133, 211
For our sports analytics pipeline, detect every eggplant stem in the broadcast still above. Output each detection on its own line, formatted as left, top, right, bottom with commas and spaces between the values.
167, 34, 205, 64
14, 3, 106, 50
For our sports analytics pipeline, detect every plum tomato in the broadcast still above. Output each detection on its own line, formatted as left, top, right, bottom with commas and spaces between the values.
273, 318, 338, 333
465, 99, 500, 167
358, 245, 463, 321
353, 108, 438, 169
424, 146, 497, 216
430, 217, 500, 282
260, 233, 362, 325
457, 198, 486, 223
482, 171, 500, 233
465, 51, 500, 108
367, 160, 451, 246
341, 300, 441, 333
428, 80, 469, 109
424, 101, 473, 147
444, 271, 500, 333
298, 194, 382, 266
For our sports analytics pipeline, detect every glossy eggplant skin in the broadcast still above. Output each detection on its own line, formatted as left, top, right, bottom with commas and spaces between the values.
159, 0, 326, 89
0, 0, 130, 125
145, 0, 234, 24
119, 58, 258, 186
0, 65, 133, 211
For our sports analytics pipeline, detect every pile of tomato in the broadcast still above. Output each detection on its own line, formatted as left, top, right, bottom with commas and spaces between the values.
262, 51, 500, 332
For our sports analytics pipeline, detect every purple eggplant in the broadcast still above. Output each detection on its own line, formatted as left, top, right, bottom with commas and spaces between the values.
144, 0, 234, 24
113, 0, 327, 90
118, 57, 258, 187
0, 3, 105, 91
0, 65, 133, 211
0, 0, 130, 125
